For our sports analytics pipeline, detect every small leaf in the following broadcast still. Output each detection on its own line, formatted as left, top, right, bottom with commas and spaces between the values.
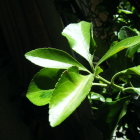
96, 36, 140, 66
49, 66, 94, 127
126, 65, 140, 75
118, 9, 133, 14
95, 66, 103, 76
105, 98, 112, 103
62, 21, 94, 66
89, 92, 105, 102
26, 68, 63, 106
111, 65, 140, 84
25, 48, 88, 71
114, 65, 140, 79
118, 26, 139, 40
126, 43, 140, 58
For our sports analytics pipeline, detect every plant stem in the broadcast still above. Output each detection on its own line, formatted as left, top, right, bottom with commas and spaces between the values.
122, 87, 140, 94
92, 83, 107, 87
96, 75, 124, 91
96, 75, 111, 85
89, 61, 94, 73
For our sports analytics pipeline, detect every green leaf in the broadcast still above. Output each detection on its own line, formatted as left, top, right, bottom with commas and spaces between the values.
62, 21, 94, 66
118, 9, 133, 14
26, 68, 63, 106
118, 26, 139, 40
111, 65, 140, 95
126, 65, 140, 75
96, 36, 140, 66
113, 65, 140, 80
89, 92, 105, 102
126, 43, 140, 58
49, 66, 94, 127
90, 23, 96, 54
94, 97, 130, 140
111, 65, 140, 84
95, 66, 103, 76
25, 48, 88, 71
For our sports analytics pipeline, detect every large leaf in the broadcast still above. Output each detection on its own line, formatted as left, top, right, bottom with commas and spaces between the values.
49, 67, 94, 127
26, 68, 63, 106
25, 48, 87, 71
62, 21, 93, 66
94, 97, 130, 140
96, 36, 140, 66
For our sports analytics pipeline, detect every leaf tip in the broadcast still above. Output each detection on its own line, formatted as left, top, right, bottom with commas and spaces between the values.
49, 114, 59, 127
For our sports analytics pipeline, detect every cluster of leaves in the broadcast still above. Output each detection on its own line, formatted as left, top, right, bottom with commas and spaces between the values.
25, 21, 140, 139
114, 0, 135, 25
113, 0, 140, 37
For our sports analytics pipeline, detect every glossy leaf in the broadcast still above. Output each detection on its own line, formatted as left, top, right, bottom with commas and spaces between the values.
89, 92, 105, 102
96, 36, 140, 66
25, 48, 87, 71
62, 21, 93, 65
26, 68, 63, 106
49, 66, 94, 127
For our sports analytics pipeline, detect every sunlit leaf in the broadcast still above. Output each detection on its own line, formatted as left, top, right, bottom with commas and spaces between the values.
49, 66, 94, 127
96, 36, 140, 66
95, 66, 103, 76
25, 48, 88, 71
126, 65, 140, 75
62, 21, 94, 66
26, 68, 63, 106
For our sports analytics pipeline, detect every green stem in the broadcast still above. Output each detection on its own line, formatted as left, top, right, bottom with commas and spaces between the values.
96, 75, 111, 85
111, 71, 125, 91
89, 61, 94, 72
92, 83, 107, 87
122, 87, 137, 93
96, 75, 124, 91
111, 71, 124, 84
95, 75, 137, 94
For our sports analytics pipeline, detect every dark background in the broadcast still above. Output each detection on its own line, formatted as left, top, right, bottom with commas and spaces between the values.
0, 0, 98, 140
